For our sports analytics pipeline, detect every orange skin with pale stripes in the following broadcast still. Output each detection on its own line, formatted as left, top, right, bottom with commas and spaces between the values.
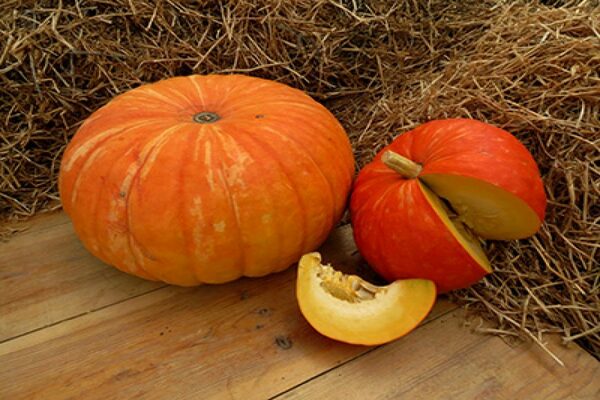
350, 119, 546, 293
60, 75, 354, 286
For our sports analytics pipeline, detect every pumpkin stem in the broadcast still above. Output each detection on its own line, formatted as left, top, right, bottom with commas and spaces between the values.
382, 150, 422, 179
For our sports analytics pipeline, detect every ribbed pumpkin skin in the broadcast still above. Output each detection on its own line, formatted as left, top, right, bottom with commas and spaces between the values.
59, 75, 354, 286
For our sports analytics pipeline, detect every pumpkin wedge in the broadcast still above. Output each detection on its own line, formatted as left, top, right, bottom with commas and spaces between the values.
296, 252, 436, 345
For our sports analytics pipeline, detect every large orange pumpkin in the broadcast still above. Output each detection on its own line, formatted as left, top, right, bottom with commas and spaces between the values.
59, 75, 355, 286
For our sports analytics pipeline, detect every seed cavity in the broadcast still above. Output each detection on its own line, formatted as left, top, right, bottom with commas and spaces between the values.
317, 264, 381, 303
438, 195, 480, 242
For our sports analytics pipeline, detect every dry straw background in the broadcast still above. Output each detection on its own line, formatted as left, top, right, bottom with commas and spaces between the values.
1, 1, 599, 361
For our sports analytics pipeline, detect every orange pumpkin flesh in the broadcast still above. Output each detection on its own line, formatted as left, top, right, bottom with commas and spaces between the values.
351, 119, 546, 293
418, 182, 491, 273
59, 75, 355, 286
421, 174, 542, 240
296, 253, 436, 345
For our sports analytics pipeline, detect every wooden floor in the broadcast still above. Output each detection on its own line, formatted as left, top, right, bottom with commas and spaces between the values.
1, 212, 598, 399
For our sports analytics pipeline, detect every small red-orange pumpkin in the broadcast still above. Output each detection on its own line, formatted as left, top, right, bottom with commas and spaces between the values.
60, 75, 354, 286
350, 119, 546, 293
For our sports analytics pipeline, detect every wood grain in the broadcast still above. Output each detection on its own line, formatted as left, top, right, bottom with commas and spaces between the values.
276, 309, 600, 400
0, 212, 164, 342
1, 212, 597, 400
0, 276, 455, 399
0, 214, 454, 399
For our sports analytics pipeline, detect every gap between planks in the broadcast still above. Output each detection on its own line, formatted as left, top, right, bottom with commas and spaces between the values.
267, 304, 459, 400
272, 309, 600, 400
0, 285, 168, 346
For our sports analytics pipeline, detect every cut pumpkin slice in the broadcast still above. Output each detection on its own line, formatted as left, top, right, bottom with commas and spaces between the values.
296, 252, 436, 345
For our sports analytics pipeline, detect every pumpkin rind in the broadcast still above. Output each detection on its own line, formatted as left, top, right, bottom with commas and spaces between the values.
59, 75, 354, 286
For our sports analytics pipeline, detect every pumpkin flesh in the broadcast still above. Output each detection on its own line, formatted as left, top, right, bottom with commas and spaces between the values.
296, 253, 436, 345
421, 174, 542, 240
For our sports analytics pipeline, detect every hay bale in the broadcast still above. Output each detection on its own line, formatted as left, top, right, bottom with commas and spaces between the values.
1, 1, 598, 360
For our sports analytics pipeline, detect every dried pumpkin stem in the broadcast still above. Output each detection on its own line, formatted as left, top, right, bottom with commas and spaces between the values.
382, 150, 422, 179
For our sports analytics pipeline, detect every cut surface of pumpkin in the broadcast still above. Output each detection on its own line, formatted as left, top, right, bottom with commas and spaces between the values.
420, 174, 542, 240
418, 182, 492, 274
296, 253, 436, 345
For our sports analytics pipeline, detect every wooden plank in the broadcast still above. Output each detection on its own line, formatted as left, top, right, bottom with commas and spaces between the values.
1, 209, 76, 243
6, 212, 593, 399
0, 218, 455, 399
0, 279, 454, 400
0, 212, 164, 342
0, 213, 364, 343
275, 309, 600, 400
